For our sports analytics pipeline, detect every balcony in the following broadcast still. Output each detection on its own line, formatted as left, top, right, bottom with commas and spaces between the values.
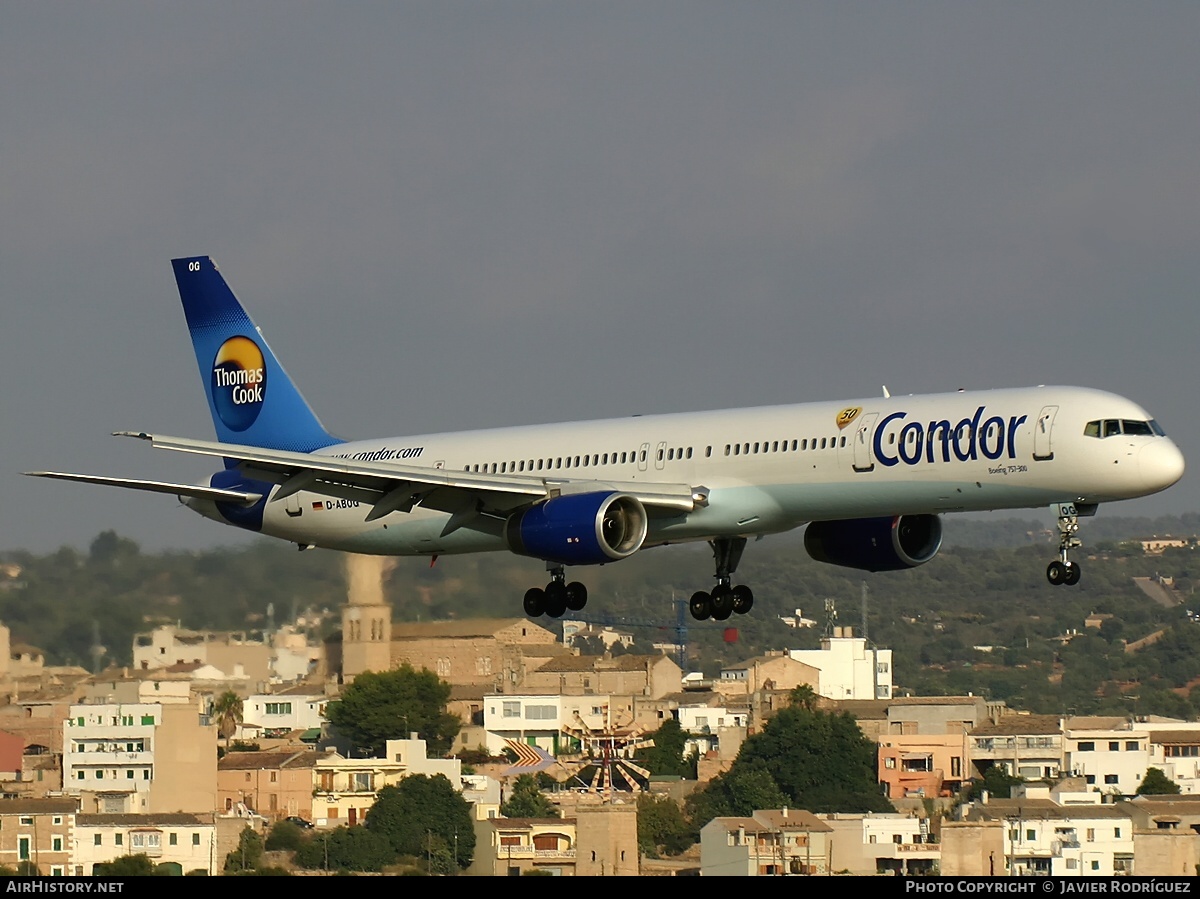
495, 846, 576, 861
70, 751, 151, 766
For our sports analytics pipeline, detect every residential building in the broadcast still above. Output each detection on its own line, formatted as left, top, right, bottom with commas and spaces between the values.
886, 695, 994, 735
1063, 717, 1151, 797
968, 714, 1063, 781
72, 813, 216, 876
878, 732, 968, 799
0, 798, 76, 876
312, 736, 462, 827
238, 686, 328, 741
700, 808, 833, 876
715, 652, 819, 697
1146, 728, 1200, 794
1119, 795, 1200, 876
953, 784, 1134, 877
63, 702, 217, 814
386, 619, 562, 691
521, 653, 682, 699
468, 815, 580, 876
132, 624, 272, 683
675, 701, 748, 758
818, 812, 939, 875
217, 749, 333, 821
482, 694, 652, 756
80, 669, 194, 706
467, 803, 638, 876
788, 631, 893, 700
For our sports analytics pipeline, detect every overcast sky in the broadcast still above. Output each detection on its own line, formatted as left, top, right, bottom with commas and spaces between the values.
2, 3, 1196, 555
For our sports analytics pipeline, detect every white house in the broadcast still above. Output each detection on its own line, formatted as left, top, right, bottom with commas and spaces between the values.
238, 687, 327, 740
960, 784, 1135, 877
1063, 717, 1152, 797
72, 813, 217, 876
788, 632, 892, 700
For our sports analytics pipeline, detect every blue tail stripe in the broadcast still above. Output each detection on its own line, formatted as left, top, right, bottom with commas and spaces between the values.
171, 256, 342, 453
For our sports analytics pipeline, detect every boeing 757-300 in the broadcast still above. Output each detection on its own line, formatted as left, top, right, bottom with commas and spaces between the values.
27, 257, 1186, 622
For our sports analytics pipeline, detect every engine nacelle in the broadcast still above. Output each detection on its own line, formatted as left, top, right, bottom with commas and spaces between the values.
804, 514, 942, 572
504, 492, 648, 566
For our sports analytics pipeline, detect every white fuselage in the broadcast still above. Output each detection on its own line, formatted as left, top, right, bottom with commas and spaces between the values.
188, 385, 1185, 558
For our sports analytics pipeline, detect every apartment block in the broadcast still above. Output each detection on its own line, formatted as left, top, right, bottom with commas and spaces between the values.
63, 702, 217, 814
1063, 716, 1151, 796
789, 633, 893, 700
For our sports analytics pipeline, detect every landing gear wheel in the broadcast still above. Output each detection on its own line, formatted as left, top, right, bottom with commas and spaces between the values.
711, 585, 734, 621
523, 587, 546, 617
1046, 561, 1066, 586
689, 591, 712, 621
731, 585, 754, 615
543, 581, 568, 618
565, 581, 588, 611
1064, 562, 1081, 586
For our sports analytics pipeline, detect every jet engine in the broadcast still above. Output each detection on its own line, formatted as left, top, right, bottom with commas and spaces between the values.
803, 514, 942, 572
504, 492, 648, 566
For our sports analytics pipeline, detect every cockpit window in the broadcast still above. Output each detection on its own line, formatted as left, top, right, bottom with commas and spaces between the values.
1084, 418, 1166, 438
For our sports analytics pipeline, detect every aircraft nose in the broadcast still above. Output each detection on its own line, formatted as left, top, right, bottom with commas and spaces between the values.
1139, 440, 1186, 493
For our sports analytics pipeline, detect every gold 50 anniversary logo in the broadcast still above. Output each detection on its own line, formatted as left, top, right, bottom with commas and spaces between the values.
836, 407, 862, 430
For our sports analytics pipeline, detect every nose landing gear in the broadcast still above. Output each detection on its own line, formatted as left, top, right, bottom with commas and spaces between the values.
1047, 503, 1084, 586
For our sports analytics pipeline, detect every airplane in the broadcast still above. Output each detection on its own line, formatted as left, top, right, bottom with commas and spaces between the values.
27, 257, 1186, 623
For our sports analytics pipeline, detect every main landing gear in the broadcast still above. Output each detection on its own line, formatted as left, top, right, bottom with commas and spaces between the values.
1046, 503, 1083, 587
689, 537, 755, 622
523, 565, 588, 619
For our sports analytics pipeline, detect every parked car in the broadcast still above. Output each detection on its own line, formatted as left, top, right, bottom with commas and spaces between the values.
284, 816, 314, 829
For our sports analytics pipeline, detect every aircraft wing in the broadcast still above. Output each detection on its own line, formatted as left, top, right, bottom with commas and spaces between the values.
110, 432, 700, 525
23, 471, 264, 506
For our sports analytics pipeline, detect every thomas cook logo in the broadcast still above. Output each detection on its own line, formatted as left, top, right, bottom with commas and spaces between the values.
836, 407, 862, 430
212, 336, 266, 432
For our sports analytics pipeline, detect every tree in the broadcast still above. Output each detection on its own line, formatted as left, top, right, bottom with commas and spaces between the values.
686, 687, 891, 828
636, 718, 694, 778
637, 792, 697, 857
500, 774, 559, 818
686, 766, 789, 829
1137, 767, 1182, 796
211, 691, 243, 750
224, 826, 264, 873
365, 776, 476, 869
731, 688, 895, 814
294, 825, 395, 873
97, 854, 171, 876
325, 665, 460, 756
964, 765, 1024, 801
265, 819, 307, 852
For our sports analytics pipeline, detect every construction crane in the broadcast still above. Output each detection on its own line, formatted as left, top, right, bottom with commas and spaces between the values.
558, 594, 732, 672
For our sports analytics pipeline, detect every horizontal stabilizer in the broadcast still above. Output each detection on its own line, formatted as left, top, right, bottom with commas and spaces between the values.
24, 471, 263, 506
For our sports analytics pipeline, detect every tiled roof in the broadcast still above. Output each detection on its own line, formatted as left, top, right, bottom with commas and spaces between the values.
531, 654, 666, 674
218, 750, 333, 770
391, 619, 550, 639
0, 798, 79, 815
970, 715, 1062, 736
77, 813, 210, 826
